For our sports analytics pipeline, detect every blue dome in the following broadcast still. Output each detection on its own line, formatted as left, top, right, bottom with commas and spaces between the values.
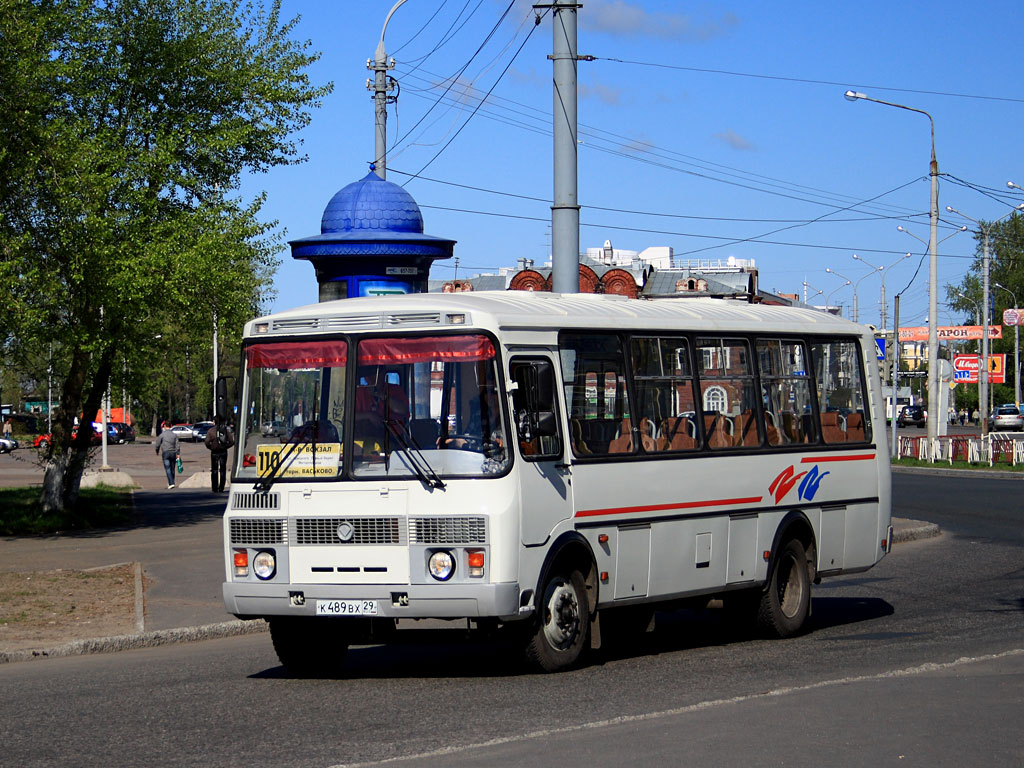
321, 171, 424, 234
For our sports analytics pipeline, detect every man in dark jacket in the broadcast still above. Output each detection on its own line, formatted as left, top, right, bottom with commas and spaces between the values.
204, 415, 235, 492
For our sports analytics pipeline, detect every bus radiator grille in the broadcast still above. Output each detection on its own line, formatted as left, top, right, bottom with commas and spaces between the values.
295, 517, 405, 546
231, 492, 281, 510
229, 517, 287, 545
408, 517, 487, 545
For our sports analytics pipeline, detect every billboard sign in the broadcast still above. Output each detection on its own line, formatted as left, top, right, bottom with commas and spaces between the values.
1003, 308, 1022, 327
952, 354, 1006, 384
899, 326, 1002, 342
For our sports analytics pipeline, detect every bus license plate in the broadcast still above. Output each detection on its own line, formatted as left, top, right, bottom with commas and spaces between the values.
316, 599, 378, 616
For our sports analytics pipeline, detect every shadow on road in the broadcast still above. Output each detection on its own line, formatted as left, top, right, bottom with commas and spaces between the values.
247, 595, 897, 681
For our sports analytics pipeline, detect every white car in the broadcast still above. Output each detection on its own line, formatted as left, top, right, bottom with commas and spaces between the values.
989, 405, 1023, 432
0, 436, 18, 453
170, 424, 197, 442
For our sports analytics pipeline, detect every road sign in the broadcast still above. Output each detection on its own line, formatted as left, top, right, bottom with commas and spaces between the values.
1003, 308, 1022, 327
874, 338, 886, 360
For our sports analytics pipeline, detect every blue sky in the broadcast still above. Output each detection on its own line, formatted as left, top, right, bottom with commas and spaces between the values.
241, 0, 1024, 329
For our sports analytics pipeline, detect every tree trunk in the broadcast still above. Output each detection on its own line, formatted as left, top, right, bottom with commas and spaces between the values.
40, 344, 90, 514
64, 351, 112, 509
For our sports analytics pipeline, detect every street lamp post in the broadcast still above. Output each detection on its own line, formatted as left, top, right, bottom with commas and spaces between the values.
825, 278, 851, 312
825, 268, 855, 317
847, 252, 888, 325
850, 254, 885, 326
994, 282, 1021, 408
846, 90, 941, 446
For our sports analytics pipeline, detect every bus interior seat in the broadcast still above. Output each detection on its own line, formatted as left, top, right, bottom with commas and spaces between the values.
637, 417, 657, 452
704, 413, 732, 449
658, 416, 696, 451
570, 419, 592, 455
820, 411, 846, 443
608, 418, 635, 454
846, 412, 866, 441
734, 410, 759, 446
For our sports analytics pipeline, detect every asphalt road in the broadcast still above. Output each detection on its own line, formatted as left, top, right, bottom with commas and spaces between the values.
1, 472, 1022, 767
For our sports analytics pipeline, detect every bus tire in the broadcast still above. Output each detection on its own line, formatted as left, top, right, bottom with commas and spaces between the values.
757, 538, 811, 638
525, 568, 590, 672
270, 617, 349, 678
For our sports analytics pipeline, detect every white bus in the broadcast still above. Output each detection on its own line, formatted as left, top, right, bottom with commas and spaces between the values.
222, 291, 892, 674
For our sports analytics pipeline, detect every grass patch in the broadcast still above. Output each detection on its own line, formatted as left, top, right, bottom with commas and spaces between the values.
892, 456, 1024, 472
0, 485, 135, 536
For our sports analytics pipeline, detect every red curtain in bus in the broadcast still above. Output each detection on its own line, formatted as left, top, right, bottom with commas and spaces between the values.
245, 340, 348, 370
357, 335, 496, 365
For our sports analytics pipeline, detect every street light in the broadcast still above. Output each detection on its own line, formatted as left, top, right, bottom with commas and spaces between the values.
825, 277, 852, 311
946, 203, 1024, 438
825, 268, 854, 317
957, 291, 981, 324
802, 280, 824, 304
994, 282, 1021, 408
835, 259, 883, 324
851, 254, 887, 327
846, 89, 941, 444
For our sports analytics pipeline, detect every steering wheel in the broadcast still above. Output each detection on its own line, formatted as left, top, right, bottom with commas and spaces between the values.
445, 433, 483, 452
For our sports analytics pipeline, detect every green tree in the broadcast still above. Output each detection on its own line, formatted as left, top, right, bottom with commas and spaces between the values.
0, 0, 331, 512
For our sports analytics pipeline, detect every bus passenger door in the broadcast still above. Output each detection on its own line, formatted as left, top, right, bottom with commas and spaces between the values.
509, 356, 573, 545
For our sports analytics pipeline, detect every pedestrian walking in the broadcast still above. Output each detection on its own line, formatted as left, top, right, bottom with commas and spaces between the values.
2, 417, 11, 441
972, 408, 980, 426
203, 415, 235, 493
154, 423, 181, 489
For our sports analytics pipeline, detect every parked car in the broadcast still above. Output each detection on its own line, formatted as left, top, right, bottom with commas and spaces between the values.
0, 436, 18, 453
34, 433, 51, 450
261, 419, 286, 437
109, 422, 136, 443
897, 405, 926, 428
192, 421, 215, 442
989, 404, 1023, 432
170, 424, 196, 442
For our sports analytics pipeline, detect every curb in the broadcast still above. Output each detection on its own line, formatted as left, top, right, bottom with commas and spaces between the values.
0, 619, 267, 665
891, 518, 941, 544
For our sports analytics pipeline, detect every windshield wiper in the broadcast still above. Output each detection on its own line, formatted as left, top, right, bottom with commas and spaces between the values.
384, 418, 446, 491
254, 433, 306, 492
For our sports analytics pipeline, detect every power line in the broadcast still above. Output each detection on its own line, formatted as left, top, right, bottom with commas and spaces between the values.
597, 57, 1024, 105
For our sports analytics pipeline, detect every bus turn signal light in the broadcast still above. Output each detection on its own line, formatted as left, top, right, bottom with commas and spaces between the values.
234, 550, 249, 576
467, 550, 485, 577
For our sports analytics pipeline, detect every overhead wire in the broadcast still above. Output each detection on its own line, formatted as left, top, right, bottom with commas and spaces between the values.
595, 57, 1024, 105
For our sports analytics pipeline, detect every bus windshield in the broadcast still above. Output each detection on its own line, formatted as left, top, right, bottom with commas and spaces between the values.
351, 334, 510, 480
235, 333, 510, 483
237, 339, 347, 481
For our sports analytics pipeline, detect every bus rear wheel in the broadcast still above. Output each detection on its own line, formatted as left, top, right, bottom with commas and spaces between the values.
525, 568, 590, 672
757, 538, 811, 638
270, 617, 349, 678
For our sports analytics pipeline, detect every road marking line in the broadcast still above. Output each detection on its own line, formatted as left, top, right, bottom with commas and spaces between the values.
328, 648, 1024, 768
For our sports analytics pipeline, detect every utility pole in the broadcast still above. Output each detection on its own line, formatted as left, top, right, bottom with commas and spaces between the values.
539, 0, 584, 294
891, 295, 901, 458
369, 0, 407, 179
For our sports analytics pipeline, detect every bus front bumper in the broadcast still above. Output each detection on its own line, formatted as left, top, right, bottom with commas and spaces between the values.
223, 581, 523, 621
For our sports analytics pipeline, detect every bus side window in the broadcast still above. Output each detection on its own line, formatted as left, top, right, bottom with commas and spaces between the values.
810, 339, 873, 444
510, 358, 562, 460
560, 333, 632, 457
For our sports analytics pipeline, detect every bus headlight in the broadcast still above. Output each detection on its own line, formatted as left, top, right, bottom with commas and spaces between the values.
428, 551, 455, 581
253, 550, 276, 580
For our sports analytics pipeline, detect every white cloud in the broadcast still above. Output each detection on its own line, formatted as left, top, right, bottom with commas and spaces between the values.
713, 130, 755, 151
580, 1, 739, 41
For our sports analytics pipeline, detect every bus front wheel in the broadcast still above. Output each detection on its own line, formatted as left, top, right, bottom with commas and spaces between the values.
526, 568, 590, 672
757, 538, 811, 638
270, 617, 349, 678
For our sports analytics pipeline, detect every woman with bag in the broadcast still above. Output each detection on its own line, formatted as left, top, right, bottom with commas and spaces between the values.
154, 423, 181, 489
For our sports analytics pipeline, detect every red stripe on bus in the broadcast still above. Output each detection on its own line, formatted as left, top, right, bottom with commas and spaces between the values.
801, 453, 875, 463
576, 496, 764, 518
